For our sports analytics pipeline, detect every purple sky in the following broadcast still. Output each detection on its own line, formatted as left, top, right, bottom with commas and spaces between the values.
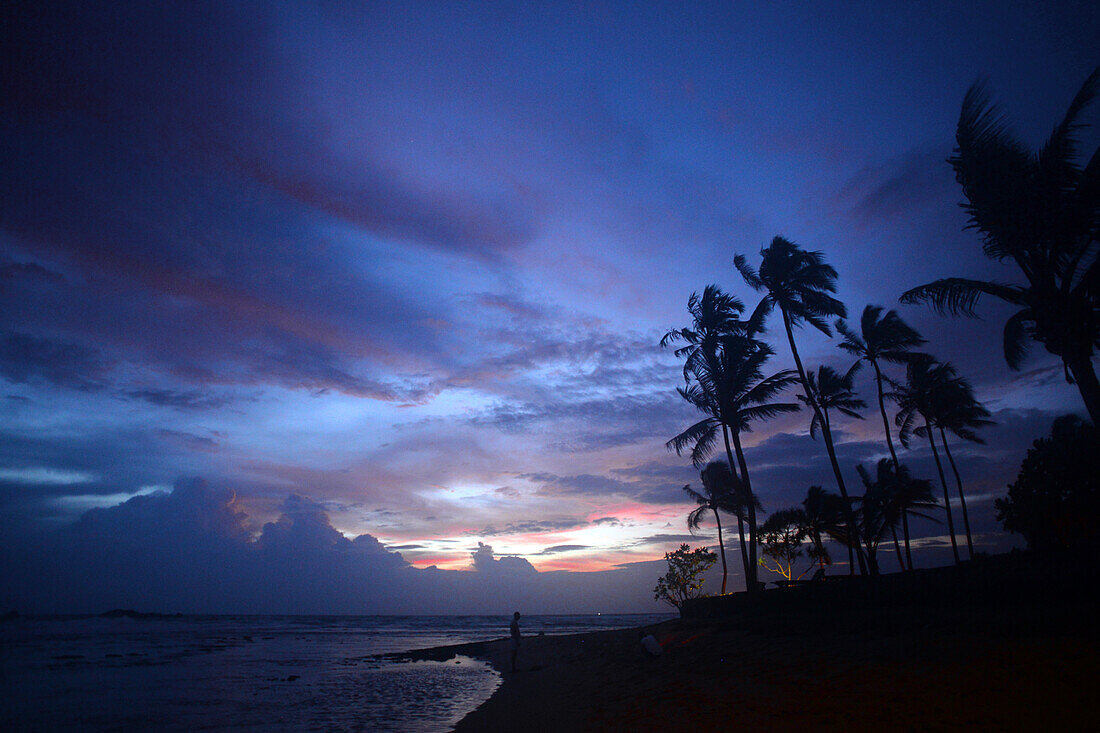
1, 1, 1096, 613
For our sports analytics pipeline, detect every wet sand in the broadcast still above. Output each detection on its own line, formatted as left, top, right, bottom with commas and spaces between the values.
400, 558, 1100, 731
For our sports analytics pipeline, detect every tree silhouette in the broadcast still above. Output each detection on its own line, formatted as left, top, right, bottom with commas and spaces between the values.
927, 371, 993, 559
901, 66, 1100, 425
854, 459, 939, 575
668, 333, 800, 591
801, 485, 847, 572
736, 237, 869, 574
892, 357, 962, 564
653, 544, 718, 609
757, 508, 811, 582
683, 461, 750, 595
995, 415, 1100, 552
662, 285, 751, 382
838, 305, 927, 568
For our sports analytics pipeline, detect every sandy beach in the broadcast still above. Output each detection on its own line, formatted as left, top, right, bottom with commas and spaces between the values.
398, 556, 1100, 732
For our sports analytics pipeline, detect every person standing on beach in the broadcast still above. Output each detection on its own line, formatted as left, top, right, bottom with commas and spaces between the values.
509, 612, 521, 672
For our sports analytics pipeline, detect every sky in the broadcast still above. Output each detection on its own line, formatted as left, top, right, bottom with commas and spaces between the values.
1, 1, 1097, 613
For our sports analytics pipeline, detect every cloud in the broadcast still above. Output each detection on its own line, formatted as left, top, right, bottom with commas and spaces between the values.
472, 519, 583, 537
0, 333, 110, 391
127, 389, 235, 411
470, 541, 537, 576
0, 480, 690, 613
537, 544, 590, 555
837, 146, 952, 228
633, 533, 702, 546
0, 261, 66, 287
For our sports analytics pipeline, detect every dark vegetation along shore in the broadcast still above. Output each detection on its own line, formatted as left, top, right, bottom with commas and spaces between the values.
392, 552, 1097, 732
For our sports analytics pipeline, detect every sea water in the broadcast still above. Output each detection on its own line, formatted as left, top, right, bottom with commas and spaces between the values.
0, 613, 672, 731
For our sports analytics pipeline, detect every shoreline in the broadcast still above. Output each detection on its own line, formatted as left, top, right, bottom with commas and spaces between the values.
387, 559, 1099, 732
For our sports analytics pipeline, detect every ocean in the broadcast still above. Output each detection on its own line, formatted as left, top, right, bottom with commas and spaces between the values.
0, 612, 673, 731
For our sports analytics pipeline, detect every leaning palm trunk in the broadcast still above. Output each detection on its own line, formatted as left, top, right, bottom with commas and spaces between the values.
1065, 353, 1100, 429
938, 427, 974, 559
781, 312, 869, 575
723, 429, 756, 589
729, 431, 761, 590
890, 528, 905, 571
925, 420, 960, 564
712, 507, 728, 595
874, 361, 914, 570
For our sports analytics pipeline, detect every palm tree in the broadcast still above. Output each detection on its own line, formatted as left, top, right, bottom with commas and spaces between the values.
668, 333, 800, 591
854, 459, 939, 575
900, 67, 1100, 425
800, 365, 866, 439
891, 357, 962, 564
661, 285, 750, 382
735, 237, 869, 574
683, 461, 743, 595
801, 485, 847, 573
837, 305, 927, 568
923, 370, 993, 559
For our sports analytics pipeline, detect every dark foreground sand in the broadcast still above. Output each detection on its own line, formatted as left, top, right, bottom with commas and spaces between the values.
402, 558, 1099, 732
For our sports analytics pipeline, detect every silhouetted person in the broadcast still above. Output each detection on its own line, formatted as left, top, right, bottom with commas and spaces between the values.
509, 611, 521, 672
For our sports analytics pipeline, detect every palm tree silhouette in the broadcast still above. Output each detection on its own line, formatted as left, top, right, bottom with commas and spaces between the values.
800, 365, 866, 439
661, 285, 750, 382
801, 485, 847, 573
668, 333, 800, 591
799, 365, 883, 569
735, 237, 869, 574
920, 368, 992, 559
855, 459, 939, 575
683, 461, 756, 595
891, 357, 963, 564
837, 305, 927, 568
901, 67, 1100, 425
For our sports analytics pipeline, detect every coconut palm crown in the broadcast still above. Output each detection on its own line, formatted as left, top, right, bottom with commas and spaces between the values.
799, 365, 866, 440
900, 66, 1100, 425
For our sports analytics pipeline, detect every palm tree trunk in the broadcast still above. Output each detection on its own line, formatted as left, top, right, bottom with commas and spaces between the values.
939, 427, 974, 559
713, 507, 728, 595
782, 311, 869, 575
723, 428, 755, 591
925, 420, 960, 564
874, 360, 913, 570
902, 511, 913, 569
1065, 353, 1100, 427
890, 527, 905, 571
730, 431, 761, 591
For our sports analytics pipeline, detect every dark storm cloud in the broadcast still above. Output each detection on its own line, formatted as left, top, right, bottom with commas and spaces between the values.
0, 333, 110, 391
521, 472, 632, 497
3, 480, 676, 614
518, 465, 690, 507
633, 533, 701, 546
127, 389, 235, 411
156, 429, 221, 453
1, 0, 537, 406
472, 519, 584, 537
0, 261, 66, 287
537, 544, 590, 555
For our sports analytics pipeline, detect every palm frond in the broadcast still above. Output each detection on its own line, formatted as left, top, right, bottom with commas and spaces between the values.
900, 278, 1026, 316
1002, 308, 1033, 369
733, 254, 763, 291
